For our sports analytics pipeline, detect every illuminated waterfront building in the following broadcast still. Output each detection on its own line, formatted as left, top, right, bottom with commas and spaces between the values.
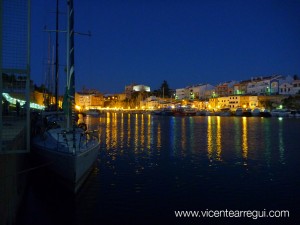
246, 75, 293, 95
125, 83, 150, 99
290, 80, 300, 95
208, 95, 259, 110
233, 80, 250, 95
215, 81, 237, 97
75, 91, 104, 110
175, 88, 185, 100
175, 84, 215, 100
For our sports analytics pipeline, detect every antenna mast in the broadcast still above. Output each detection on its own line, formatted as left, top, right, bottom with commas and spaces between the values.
55, 0, 59, 110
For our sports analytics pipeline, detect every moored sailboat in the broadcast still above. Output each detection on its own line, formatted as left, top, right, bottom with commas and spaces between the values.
32, 0, 100, 193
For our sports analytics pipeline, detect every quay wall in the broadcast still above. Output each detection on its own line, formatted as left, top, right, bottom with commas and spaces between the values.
0, 153, 29, 225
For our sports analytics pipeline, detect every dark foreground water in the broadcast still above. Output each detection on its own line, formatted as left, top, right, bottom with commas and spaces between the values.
18, 113, 300, 225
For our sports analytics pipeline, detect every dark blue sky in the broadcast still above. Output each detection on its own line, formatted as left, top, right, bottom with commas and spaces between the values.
31, 0, 300, 94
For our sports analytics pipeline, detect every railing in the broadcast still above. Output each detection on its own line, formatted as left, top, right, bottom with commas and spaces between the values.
54, 129, 99, 155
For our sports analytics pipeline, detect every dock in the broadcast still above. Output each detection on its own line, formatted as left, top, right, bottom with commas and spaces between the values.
0, 114, 29, 225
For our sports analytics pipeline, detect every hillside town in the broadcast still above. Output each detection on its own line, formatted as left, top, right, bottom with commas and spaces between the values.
74, 74, 300, 112
2, 73, 300, 113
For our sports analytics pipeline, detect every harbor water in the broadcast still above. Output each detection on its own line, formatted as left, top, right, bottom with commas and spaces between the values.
18, 113, 300, 224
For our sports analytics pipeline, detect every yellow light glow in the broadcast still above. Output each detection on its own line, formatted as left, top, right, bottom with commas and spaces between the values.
75, 105, 81, 110
216, 116, 221, 160
207, 116, 212, 158
242, 117, 248, 159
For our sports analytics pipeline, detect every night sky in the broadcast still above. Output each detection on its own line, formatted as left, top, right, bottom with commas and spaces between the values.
30, 0, 300, 94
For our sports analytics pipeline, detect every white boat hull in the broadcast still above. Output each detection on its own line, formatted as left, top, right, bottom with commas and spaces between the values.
32, 129, 100, 193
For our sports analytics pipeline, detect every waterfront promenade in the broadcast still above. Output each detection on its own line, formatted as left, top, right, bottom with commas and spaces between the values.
0, 114, 28, 225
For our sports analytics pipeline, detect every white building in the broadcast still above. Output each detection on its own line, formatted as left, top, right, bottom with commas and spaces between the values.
279, 82, 293, 95
246, 75, 292, 95
291, 80, 300, 95
176, 84, 215, 100
125, 84, 150, 99
209, 95, 258, 110
140, 96, 159, 109
187, 84, 215, 100
175, 88, 185, 100
133, 84, 150, 92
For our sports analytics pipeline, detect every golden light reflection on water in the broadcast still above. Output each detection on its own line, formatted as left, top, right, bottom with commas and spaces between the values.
242, 117, 248, 159
102, 113, 161, 154
157, 122, 161, 149
181, 118, 186, 151
207, 116, 213, 157
96, 113, 287, 165
233, 118, 241, 154
147, 114, 151, 150
207, 116, 222, 161
126, 114, 130, 149
189, 117, 195, 153
120, 113, 124, 148
141, 114, 145, 150
216, 116, 221, 160
106, 113, 111, 149
112, 113, 117, 149
134, 114, 138, 152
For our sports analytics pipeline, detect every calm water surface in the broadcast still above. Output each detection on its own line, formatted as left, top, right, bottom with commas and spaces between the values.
19, 113, 300, 225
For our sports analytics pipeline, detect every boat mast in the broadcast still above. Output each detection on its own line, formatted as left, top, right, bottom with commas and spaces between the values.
66, 0, 75, 130
55, 0, 59, 110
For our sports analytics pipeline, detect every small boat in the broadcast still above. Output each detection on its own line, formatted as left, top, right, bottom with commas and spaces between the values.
251, 108, 261, 116
196, 109, 207, 116
85, 109, 101, 117
271, 109, 291, 117
151, 109, 162, 115
206, 110, 215, 116
161, 108, 174, 116
183, 108, 197, 116
235, 108, 243, 116
219, 108, 232, 117
174, 107, 196, 116
289, 110, 300, 118
242, 108, 252, 117
260, 109, 272, 117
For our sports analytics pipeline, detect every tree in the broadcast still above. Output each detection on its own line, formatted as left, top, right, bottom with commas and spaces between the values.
260, 100, 273, 110
160, 80, 171, 98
